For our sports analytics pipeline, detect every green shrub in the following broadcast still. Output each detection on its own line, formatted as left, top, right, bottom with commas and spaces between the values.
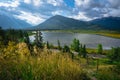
96, 68, 120, 80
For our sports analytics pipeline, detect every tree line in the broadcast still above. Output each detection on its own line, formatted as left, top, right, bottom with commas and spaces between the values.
0, 27, 120, 62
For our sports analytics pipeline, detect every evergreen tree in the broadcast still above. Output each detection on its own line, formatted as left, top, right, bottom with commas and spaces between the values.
23, 31, 31, 50
82, 45, 87, 58
63, 45, 74, 60
24, 31, 30, 44
71, 38, 80, 52
109, 47, 120, 62
0, 27, 6, 44
63, 45, 70, 53
17, 30, 24, 39
5, 29, 26, 43
34, 30, 43, 48
70, 52, 74, 60
78, 44, 83, 56
97, 44, 103, 54
57, 40, 61, 50
46, 41, 50, 49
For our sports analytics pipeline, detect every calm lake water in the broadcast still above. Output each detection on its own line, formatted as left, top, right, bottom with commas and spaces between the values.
29, 31, 120, 49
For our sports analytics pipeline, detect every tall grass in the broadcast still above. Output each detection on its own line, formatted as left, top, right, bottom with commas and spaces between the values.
0, 42, 90, 80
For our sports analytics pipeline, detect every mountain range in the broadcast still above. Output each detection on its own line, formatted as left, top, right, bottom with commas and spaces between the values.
90, 16, 120, 30
0, 14, 31, 29
0, 14, 120, 30
35, 15, 120, 30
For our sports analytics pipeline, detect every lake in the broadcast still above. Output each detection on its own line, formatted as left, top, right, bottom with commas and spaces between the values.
29, 31, 120, 49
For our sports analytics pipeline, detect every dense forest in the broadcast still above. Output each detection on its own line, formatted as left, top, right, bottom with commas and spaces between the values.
0, 27, 120, 80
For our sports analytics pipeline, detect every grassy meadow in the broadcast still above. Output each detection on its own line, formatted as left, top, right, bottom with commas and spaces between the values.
0, 42, 90, 80
0, 41, 120, 80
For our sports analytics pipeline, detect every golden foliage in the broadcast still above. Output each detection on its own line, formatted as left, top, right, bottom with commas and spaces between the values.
3, 41, 17, 58
17, 42, 30, 56
2, 42, 30, 58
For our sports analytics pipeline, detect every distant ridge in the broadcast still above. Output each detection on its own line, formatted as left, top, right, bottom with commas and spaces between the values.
90, 16, 120, 30
35, 15, 120, 30
35, 15, 100, 30
0, 14, 31, 29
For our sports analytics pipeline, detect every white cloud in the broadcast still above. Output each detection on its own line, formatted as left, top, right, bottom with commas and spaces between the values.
75, 0, 91, 9
70, 12, 92, 21
47, 0, 57, 6
24, 0, 31, 4
52, 10, 63, 15
75, 0, 105, 10
0, 0, 20, 8
33, 0, 43, 6
75, 0, 82, 6
14, 11, 45, 25
23, 0, 43, 6
47, 0, 63, 6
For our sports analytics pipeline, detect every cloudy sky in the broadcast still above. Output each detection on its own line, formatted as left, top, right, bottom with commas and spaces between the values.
0, 0, 120, 25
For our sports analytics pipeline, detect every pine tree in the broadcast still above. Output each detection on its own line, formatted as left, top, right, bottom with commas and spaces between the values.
82, 45, 87, 58
97, 44, 103, 54
79, 44, 83, 56
109, 47, 120, 62
57, 40, 61, 50
0, 27, 6, 44
46, 41, 50, 49
24, 31, 30, 44
34, 30, 43, 48
71, 38, 80, 52
63, 45, 70, 53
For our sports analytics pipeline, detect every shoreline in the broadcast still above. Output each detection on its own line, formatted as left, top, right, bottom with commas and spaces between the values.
39, 30, 120, 39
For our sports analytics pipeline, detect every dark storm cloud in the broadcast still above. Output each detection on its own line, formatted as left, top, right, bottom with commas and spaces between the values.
73, 0, 120, 20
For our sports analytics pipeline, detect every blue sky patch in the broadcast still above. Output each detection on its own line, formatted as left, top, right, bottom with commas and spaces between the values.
64, 0, 75, 8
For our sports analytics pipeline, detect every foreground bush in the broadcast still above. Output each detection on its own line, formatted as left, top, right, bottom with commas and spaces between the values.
0, 44, 90, 80
95, 68, 120, 80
